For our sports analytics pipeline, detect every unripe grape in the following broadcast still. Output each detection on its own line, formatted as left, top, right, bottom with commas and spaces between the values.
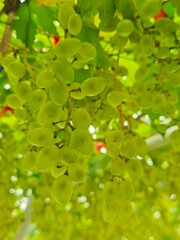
135, 65, 149, 82
36, 70, 54, 88
14, 107, 28, 120
51, 162, 67, 178
26, 127, 54, 146
169, 129, 180, 149
58, 2, 75, 29
140, 34, 155, 55
37, 101, 62, 125
107, 90, 124, 106
21, 151, 38, 170
59, 146, 78, 165
72, 108, 91, 129
70, 82, 85, 100
54, 38, 81, 58
28, 89, 47, 111
119, 180, 134, 201
68, 13, 82, 35
7, 61, 26, 79
81, 77, 106, 96
70, 129, 93, 155
36, 144, 59, 171
117, 19, 134, 37
50, 80, 69, 105
105, 130, 124, 145
14, 81, 33, 101
6, 94, 24, 109
155, 18, 176, 36
78, 42, 96, 62
68, 163, 86, 182
127, 159, 143, 180
53, 175, 73, 204
110, 157, 126, 176
52, 58, 74, 82
139, 0, 161, 19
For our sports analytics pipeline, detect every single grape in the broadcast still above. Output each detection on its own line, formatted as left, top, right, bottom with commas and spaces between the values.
53, 175, 73, 204
140, 34, 155, 55
105, 130, 124, 145
126, 159, 143, 180
36, 144, 59, 171
28, 89, 47, 111
70, 82, 85, 100
52, 58, 74, 82
68, 163, 86, 182
36, 70, 54, 88
54, 38, 81, 58
7, 61, 26, 79
58, 2, 75, 29
71, 108, 91, 129
139, 0, 161, 19
6, 94, 24, 109
59, 146, 79, 165
50, 80, 69, 105
37, 101, 62, 125
117, 19, 134, 37
67, 13, 82, 36
26, 127, 54, 146
110, 157, 126, 176
107, 142, 120, 157
135, 65, 149, 82
21, 151, 38, 170
77, 42, 96, 62
14, 107, 28, 120
107, 90, 124, 106
81, 77, 106, 96
70, 129, 93, 155
169, 129, 180, 149
155, 18, 176, 37
14, 81, 33, 101
51, 161, 67, 178
119, 180, 134, 201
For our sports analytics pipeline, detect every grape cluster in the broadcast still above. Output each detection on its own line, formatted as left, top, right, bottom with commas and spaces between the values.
2, 0, 180, 228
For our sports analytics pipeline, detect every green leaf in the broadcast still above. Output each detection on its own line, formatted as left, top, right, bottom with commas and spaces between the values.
32, 5, 58, 35
12, 2, 37, 49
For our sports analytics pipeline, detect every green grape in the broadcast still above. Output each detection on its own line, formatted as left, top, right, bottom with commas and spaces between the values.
155, 18, 176, 37
107, 90, 124, 106
129, 30, 141, 43
117, 19, 134, 37
37, 101, 62, 125
49, 80, 69, 105
102, 200, 116, 223
2, 53, 16, 69
51, 160, 67, 178
110, 157, 126, 176
53, 175, 73, 204
157, 47, 170, 59
70, 82, 85, 100
72, 108, 91, 129
139, 0, 161, 19
124, 99, 140, 113
14, 81, 33, 101
7, 61, 26, 79
14, 107, 28, 120
28, 89, 47, 111
52, 58, 74, 82
151, 92, 165, 113
119, 180, 134, 201
110, 34, 128, 49
115, 199, 132, 222
81, 77, 106, 96
105, 130, 124, 145
140, 34, 155, 55
68, 13, 82, 35
126, 159, 143, 180
36, 70, 54, 88
68, 163, 86, 182
107, 142, 120, 157
118, 65, 128, 77
120, 134, 137, 158
135, 65, 149, 82
59, 146, 78, 165
77, 42, 96, 62
70, 129, 93, 155
165, 91, 179, 104
21, 151, 38, 170
26, 127, 54, 146
103, 181, 119, 202
58, 2, 75, 29
6, 94, 24, 108
36, 144, 59, 171
54, 38, 81, 58
169, 129, 180, 149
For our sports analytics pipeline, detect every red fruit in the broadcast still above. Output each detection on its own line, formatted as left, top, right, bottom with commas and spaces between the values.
0, 106, 14, 117
52, 35, 60, 46
154, 10, 166, 20
95, 142, 106, 152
